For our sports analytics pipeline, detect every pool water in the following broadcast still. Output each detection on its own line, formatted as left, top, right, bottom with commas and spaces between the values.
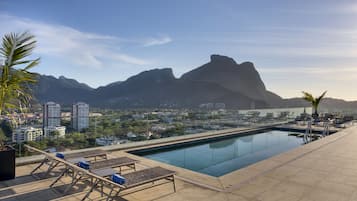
134, 130, 304, 177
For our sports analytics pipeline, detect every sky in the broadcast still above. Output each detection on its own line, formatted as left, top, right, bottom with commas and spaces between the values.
1, 0, 357, 100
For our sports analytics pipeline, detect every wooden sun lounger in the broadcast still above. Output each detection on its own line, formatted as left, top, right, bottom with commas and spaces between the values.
82, 166, 176, 201
91, 157, 137, 171
30, 147, 107, 177
50, 157, 138, 194
62, 149, 107, 160
24, 145, 176, 201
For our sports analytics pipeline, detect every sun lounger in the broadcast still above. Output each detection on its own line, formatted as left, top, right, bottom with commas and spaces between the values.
82, 166, 176, 201
50, 157, 138, 194
24, 145, 176, 200
58, 149, 108, 161
91, 157, 137, 171
30, 148, 107, 177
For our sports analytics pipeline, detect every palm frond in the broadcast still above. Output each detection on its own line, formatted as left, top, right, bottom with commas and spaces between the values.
22, 58, 40, 70
302, 91, 314, 102
316, 91, 327, 104
0, 32, 40, 116
0, 32, 37, 68
302, 90, 327, 119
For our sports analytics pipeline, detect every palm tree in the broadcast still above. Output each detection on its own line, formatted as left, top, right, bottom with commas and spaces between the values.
0, 32, 40, 149
302, 91, 327, 120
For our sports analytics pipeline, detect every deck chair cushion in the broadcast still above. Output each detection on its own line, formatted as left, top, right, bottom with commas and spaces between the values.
112, 174, 126, 185
56, 152, 65, 159
78, 160, 90, 170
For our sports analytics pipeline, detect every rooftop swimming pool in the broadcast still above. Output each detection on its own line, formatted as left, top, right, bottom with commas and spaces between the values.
132, 130, 305, 177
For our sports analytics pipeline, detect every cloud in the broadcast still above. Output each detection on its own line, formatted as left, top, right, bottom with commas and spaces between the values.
143, 35, 172, 47
202, 26, 357, 59
0, 14, 150, 68
260, 66, 357, 82
279, 2, 357, 15
329, 3, 357, 14
260, 66, 357, 74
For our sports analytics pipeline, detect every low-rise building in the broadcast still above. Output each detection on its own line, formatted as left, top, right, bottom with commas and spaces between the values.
12, 126, 43, 143
215, 103, 226, 109
127, 132, 137, 138
132, 114, 145, 120
44, 126, 66, 138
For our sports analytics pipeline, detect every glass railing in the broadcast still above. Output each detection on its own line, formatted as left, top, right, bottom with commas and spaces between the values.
7, 107, 356, 158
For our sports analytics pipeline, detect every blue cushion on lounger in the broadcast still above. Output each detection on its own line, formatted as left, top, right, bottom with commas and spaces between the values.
78, 160, 90, 170
56, 152, 65, 159
112, 174, 126, 185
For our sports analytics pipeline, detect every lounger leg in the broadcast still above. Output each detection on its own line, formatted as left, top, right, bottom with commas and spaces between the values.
113, 189, 121, 201
106, 187, 114, 201
44, 161, 60, 177
173, 176, 176, 192
81, 179, 100, 201
44, 160, 56, 176
31, 158, 47, 175
50, 167, 68, 187
107, 187, 120, 201
64, 171, 83, 194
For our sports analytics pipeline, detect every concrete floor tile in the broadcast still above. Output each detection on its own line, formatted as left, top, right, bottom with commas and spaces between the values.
303, 188, 350, 201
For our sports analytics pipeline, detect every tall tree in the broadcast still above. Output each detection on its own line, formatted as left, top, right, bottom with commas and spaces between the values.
0, 32, 40, 149
302, 91, 327, 120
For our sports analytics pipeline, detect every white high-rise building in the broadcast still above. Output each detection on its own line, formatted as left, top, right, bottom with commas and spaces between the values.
43, 102, 61, 128
72, 102, 89, 131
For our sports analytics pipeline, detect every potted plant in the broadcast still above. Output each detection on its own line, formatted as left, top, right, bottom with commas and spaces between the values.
0, 128, 15, 181
0, 32, 40, 180
302, 91, 327, 122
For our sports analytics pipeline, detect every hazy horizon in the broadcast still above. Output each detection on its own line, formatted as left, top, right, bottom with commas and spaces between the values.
1, 0, 357, 101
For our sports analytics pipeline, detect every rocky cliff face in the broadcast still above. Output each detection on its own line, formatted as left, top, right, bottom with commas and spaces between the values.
32, 75, 93, 103
181, 55, 273, 101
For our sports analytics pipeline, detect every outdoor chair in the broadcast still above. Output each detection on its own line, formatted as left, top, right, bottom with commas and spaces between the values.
81, 166, 176, 201
50, 157, 138, 194
29, 147, 107, 177
24, 145, 176, 201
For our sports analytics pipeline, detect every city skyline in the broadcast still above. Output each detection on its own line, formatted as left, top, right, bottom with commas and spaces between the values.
1, 0, 357, 100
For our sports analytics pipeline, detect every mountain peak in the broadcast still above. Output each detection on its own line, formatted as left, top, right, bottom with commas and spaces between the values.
210, 54, 236, 64
137, 68, 174, 78
240, 61, 254, 67
127, 68, 176, 83
181, 54, 268, 101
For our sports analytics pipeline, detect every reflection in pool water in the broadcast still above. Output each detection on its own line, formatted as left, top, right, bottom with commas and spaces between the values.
140, 130, 304, 177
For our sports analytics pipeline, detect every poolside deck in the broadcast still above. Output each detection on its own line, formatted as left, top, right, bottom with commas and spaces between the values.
275, 123, 343, 134
2, 125, 357, 201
